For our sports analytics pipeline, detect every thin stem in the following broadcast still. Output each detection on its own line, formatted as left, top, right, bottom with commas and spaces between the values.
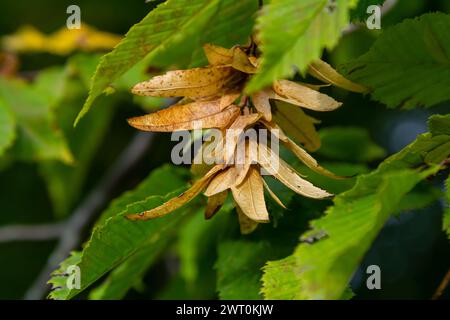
432, 268, 450, 300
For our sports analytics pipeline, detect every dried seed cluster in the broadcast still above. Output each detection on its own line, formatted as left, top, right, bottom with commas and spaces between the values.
126, 43, 367, 234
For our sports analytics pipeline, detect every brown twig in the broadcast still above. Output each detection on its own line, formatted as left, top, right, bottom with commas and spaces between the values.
432, 268, 450, 300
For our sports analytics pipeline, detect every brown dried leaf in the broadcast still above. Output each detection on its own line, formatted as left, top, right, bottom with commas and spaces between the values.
252, 89, 273, 121
132, 66, 237, 98
308, 59, 369, 93
231, 166, 270, 222
127, 101, 240, 132
223, 113, 261, 164
272, 101, 321, 152
235, 203, 259, 234
126, 165, 224, 221
231, 47, 257, 74
219, 92, 241, 110
205, 190, 228, 219
273, 80, 342, 112
257, 143, 332, 199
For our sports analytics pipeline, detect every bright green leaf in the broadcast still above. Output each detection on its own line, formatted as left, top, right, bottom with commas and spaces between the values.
75, 0, 257, 124
246, 0, 358, 93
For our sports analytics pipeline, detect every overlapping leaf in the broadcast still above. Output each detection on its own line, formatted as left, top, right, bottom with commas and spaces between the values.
0, 78, 72, 163
341, 13, 450, 108
261, 114, 449, 299
317, 127, 386, 162
444, 175, 450, 240
48, 165, 191, 300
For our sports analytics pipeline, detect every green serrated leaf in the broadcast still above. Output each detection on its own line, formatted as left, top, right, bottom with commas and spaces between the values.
75, 0, 257, 125
217, 240, 273, 300
246, 0, 358, 93
341, 13, 450, 108
48, 165, 191, 300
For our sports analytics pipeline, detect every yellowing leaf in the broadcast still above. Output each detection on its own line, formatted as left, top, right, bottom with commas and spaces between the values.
127, 101, 240, 132
132, 66, 240, 98
273, 80, 342, 112
231, 166, 270, 222
205, 190, 228, 219
273, 101, 321, 152
257, 143, 332, 199
126, 165, 223, 221
308, 59, 369, 93
3, 24, 121, 55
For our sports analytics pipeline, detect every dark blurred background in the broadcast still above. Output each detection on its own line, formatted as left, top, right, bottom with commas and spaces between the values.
0, 0, 448, 299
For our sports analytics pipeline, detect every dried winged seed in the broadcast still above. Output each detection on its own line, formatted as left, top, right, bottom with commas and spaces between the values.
231, 166, 270, 222
223, 113, 262, 164
231, 47, 257, 74
205, 190, 228, 219
235, 202, 259, 234
219, 91, 241, 110
252, 89, 273, 121
126, 165, 224, 221
131, 66, 235, 98
204, 166, 238, 197
257, 143, 332, 199
262, 121, 345, 180
127, 101, 240, 132
203, 43, 233, 66
308, 59, 369, 93
262, 178, 286, 209
191, 138, 218, 177
297, 82, 331, 91
272, 101, 321, 152
273, 80, 342, 112
283, 137, 346, 180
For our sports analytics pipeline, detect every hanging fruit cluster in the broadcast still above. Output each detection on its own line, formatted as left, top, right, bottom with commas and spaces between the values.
126, 42, 367, 234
